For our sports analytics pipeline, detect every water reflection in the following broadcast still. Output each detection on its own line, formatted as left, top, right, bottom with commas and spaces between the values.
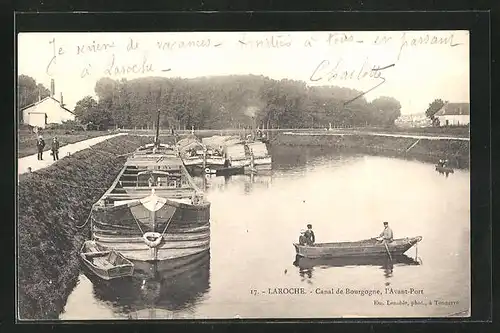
201, 173, 273, 194
292, 254, 420, 282
435, 168, 454, 178
62, 145, 469, 319
270, 145, 358, 172
83, 251, 210, 318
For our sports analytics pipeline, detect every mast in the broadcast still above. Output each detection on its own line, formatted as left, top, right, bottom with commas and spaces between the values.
154, 108, 160, 147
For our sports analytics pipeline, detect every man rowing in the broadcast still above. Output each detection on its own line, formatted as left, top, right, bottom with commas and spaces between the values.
378, 221, 393, 243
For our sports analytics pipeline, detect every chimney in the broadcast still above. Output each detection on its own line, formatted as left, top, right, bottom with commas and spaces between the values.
60, 92, 64, 106
50, 79, 55, 96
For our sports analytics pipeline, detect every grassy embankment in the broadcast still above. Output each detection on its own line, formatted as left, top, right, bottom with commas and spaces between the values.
17, 130, 110, 158
17, 134, 177, 320
345, 125, 470, 138
272, 132, 470, 169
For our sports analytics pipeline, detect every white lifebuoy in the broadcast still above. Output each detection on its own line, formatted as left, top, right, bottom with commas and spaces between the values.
205, 168, 210, 174
143, 232, 162, 248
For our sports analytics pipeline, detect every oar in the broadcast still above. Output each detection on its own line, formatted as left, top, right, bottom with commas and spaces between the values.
383, 240, 393, 261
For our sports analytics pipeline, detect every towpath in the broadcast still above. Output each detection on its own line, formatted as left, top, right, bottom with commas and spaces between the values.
18, 133, 127, 176
282, 130, 470, 141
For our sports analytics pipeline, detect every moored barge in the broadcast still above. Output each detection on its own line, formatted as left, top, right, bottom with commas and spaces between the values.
90, 139, 211, 265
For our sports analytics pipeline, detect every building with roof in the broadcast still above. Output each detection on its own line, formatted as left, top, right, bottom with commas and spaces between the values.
21, 79, 75, 129
434, 103, 470, 126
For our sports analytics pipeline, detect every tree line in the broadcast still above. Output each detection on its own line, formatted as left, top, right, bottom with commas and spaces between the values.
18, 74, 404, 130
75, 75, 403, 130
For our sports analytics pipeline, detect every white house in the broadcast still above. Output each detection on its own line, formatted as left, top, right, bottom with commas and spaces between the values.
434, 103, 470, 126
21, 81, 75, 129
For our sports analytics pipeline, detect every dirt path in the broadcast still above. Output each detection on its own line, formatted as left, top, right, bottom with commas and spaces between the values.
18, 133, 127, 176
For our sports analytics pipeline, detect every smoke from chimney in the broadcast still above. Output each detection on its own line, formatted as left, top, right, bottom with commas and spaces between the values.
50, 79, 55, 96
244, 106, 259, 118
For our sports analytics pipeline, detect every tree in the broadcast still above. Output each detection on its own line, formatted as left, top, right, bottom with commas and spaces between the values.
425, 99, 445, 120
73, 96, 113, 130
18, 75, 50, 123
370, 96, 402, 127
89, 75, 404, 130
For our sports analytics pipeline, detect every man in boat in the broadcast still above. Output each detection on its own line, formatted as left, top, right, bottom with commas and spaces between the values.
378, 222, 394, 243
304, 224, 315, 245
298, 230, 308, 245
438, 159, 448, 168
213, 145, 223, 156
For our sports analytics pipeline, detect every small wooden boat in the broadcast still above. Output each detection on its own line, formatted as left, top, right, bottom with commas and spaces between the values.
80, 240, 134, 280
293, 236, 423, 259
435, 165, 454, 173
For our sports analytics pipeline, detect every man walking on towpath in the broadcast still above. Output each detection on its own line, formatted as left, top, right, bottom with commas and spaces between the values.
51, 137, 60, 161
36, 136, 45, 160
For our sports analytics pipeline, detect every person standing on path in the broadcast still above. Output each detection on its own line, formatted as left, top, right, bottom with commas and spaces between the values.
51, 137, 60, 161
36, 136, 45, 160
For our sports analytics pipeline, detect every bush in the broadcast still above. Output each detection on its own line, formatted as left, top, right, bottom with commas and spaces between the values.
17, 135, 152, 319
45, 120, 86, 132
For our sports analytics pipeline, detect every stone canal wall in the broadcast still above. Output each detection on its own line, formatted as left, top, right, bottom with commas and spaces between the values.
16, 135, 157, 319
272, 132, 470, 169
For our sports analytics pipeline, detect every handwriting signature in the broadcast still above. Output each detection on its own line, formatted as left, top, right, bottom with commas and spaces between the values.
309, 59, 395, 105
344, 64, 395, 105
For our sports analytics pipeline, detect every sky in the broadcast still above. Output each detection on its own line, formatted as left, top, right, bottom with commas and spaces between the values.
17, 31, 469, 115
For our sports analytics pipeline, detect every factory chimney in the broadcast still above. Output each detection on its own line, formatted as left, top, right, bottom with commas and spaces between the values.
50, 79, 55, 96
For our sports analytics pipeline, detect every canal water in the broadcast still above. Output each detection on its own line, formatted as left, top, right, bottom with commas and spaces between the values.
60, 146, 470, 319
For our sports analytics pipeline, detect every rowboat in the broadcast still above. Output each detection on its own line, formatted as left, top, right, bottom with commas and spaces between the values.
80, 240, 134, 280
92, 251, 210, 314
435, 165, 454, 173
293, 236, 423, 259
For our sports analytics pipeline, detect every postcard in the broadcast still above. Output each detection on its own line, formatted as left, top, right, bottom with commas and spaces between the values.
17, 30, 470, 320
